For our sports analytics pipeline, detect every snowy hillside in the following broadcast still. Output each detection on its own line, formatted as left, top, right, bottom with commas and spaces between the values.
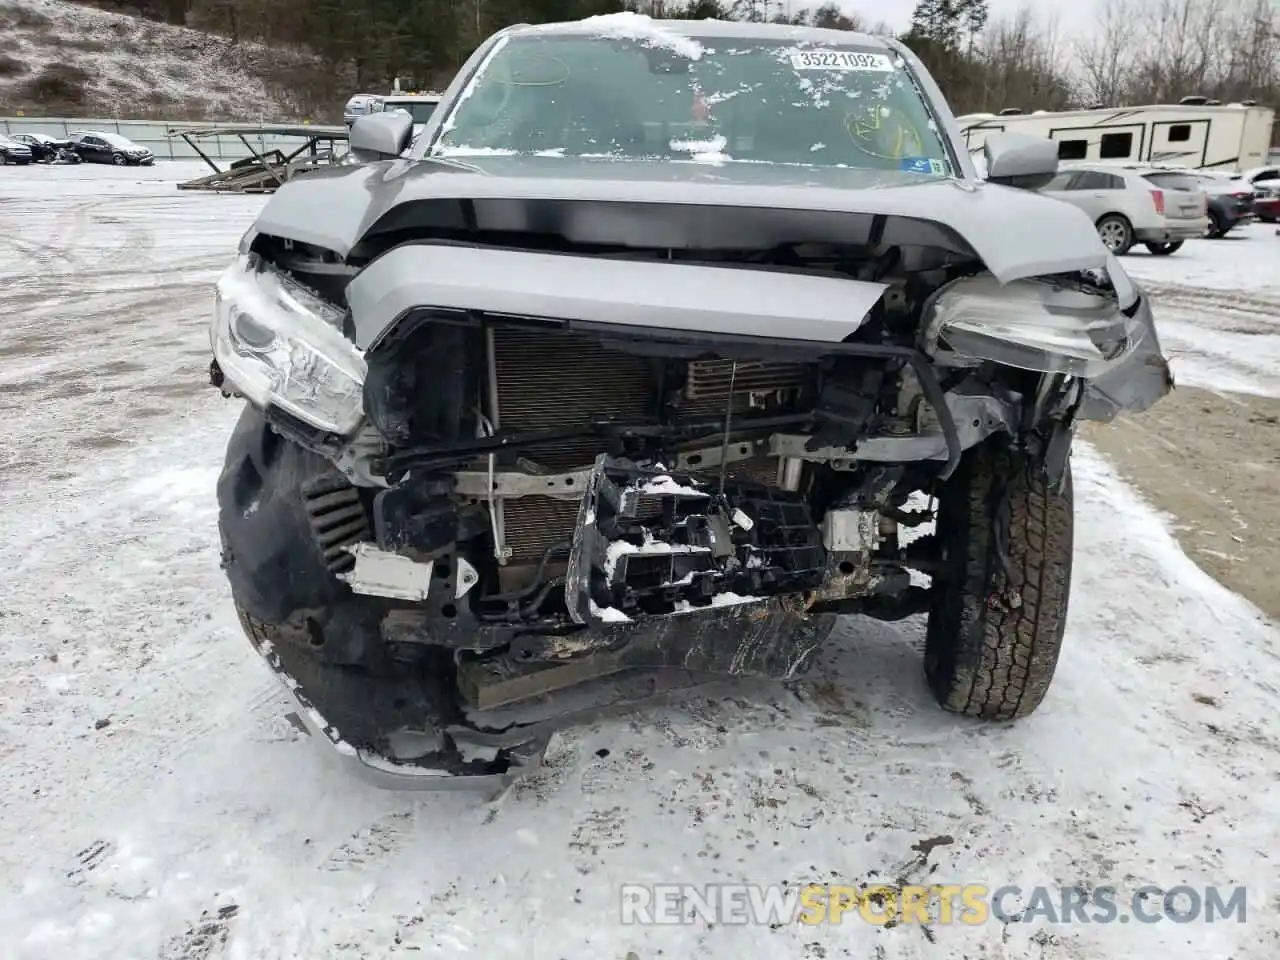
0, 0, 327, 120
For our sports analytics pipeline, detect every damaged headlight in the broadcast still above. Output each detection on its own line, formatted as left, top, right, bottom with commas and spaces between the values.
923, 273, 1143, 378
211, 253, 366, 436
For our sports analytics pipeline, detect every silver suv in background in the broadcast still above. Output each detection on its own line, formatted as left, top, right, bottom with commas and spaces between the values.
1040, 163, 1208, 255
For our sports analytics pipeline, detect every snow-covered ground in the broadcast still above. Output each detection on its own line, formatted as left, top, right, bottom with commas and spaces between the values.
0, 165, 1278, 959
0, 0, 319, 120
1122, 228, 1280, 397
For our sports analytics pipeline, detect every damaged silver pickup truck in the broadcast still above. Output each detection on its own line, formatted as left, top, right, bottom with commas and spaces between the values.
211, 16, 1172, 787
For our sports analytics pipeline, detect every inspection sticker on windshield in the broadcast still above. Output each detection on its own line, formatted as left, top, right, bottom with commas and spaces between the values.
900, 157, 948, 175
789, 50, 894, 71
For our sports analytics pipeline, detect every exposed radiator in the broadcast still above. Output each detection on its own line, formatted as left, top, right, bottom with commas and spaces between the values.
491, 329, 653, 472
490, 328, 806, 565
499, 495, 581, 565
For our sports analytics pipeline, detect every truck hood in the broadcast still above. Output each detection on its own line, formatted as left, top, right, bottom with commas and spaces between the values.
253, 155, 1110, 285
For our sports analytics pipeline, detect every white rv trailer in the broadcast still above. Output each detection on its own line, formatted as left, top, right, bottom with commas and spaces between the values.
955, 103, 1275, 173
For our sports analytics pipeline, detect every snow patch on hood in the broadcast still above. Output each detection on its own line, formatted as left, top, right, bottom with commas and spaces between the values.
435, 146, 520, 158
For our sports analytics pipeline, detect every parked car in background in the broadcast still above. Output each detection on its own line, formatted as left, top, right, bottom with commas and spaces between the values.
67, 131, 155, 165
379, 94, 441, 126
0, 135, 34, 165
10, 132, 74, 162
1233, 165, 1280, 222
1141, 168, 1255, 237
344, 93, 385, 128
377, 94, 441, 152
1040, 162, 1208, 255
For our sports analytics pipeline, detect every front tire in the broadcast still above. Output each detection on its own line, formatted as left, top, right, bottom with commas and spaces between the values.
1096, 215, 1134, 255
111, 153, 126, 165
924, 441, 1073, 721
1144, 241, 1183, 255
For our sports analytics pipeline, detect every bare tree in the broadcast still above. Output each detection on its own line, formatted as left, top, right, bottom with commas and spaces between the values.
1080, 0, 1278, 108
1075, 0, 1136, 106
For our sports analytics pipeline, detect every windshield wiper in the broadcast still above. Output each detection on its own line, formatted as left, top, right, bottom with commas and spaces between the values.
421, 152, 486, 173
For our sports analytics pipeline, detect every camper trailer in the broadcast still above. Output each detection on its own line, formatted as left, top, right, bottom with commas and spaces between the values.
955, 101, 1275, 173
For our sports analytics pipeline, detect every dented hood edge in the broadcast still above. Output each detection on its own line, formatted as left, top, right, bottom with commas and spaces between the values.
250, 159, 1112, 287
345, 243, 892, 351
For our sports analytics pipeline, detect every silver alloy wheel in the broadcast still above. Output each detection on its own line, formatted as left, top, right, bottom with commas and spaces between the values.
1098, 219, 1128, 251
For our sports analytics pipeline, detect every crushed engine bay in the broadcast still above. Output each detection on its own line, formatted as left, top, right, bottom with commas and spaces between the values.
212, 218, 1159, 727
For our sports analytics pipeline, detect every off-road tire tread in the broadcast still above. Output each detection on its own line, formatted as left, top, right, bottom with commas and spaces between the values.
925, 443, 1073, 720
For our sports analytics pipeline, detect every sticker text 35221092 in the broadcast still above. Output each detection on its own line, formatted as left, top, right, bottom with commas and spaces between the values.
789, 51, 894, 72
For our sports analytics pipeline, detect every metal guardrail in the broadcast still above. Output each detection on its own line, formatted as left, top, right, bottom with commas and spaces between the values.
0, 116, 328, 161
6, 115, 1277, 166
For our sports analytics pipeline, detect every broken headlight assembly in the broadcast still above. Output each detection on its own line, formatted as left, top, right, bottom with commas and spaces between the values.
922, 273, 1144, 378
211, 253, 366, 436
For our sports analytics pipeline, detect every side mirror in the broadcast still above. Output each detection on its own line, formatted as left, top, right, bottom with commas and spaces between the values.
348, 111, 413, 162
984, 132, 1059, 190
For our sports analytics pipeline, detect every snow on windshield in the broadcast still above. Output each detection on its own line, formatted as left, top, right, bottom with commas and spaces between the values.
431, 30, 951, 175
526, 11, 704, 61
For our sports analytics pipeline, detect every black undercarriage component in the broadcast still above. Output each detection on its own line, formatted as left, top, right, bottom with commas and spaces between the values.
302, 475, 373, 576
565, 456, 826, 624
359, 313, 961, 590
457, 597, 837, 711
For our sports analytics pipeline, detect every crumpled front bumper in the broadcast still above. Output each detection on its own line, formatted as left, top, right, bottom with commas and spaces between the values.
237, 605, 549, 792
239, 597, 820, 791
1077, 290, 1174, 422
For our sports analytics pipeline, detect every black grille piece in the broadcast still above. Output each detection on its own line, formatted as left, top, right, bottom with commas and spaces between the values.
302, 475, 373, 574
564, 459, 827, 623
677, 358, 811, 417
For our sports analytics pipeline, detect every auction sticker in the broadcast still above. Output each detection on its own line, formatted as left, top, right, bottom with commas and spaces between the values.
789, 50, 894, 71
899, 157, 948, 175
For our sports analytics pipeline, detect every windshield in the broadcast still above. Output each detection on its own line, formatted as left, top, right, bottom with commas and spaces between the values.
385, 101, 438, 124
1144, 172, 1201, 191
431, 34, 953, 174
1186, 173, 1240, 194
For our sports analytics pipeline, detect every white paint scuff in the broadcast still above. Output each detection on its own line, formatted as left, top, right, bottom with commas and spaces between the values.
672, 591, 765, 614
